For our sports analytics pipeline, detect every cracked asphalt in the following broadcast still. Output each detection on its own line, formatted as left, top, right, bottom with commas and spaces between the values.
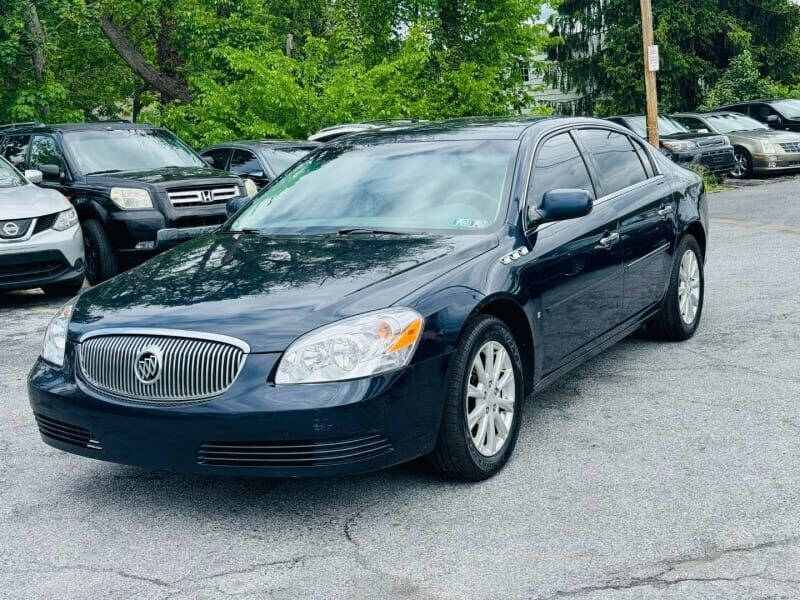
2, 177, 800, 599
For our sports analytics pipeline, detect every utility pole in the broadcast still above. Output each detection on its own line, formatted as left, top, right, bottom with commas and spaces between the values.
639, 0, 659, 147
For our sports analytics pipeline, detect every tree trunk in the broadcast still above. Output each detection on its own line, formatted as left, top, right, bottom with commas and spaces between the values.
99, 14, 192, 103
24, 0, 46, 84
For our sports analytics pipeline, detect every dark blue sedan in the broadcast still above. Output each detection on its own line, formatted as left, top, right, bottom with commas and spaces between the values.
28, 117, 708, 480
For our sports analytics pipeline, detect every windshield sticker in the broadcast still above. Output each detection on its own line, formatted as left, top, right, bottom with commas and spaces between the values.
453, 218, 488, 228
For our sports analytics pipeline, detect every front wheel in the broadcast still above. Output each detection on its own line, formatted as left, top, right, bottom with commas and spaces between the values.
648, 235, 704, 341
731, 148, 752, 179
430, 315, 524, 481
82, 219, 118, 285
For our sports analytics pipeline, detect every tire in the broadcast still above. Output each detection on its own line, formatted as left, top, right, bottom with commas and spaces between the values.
731, 147, 752, 179
41, 278, 84, 297
430, 315, 525, 481
648, 235, 704, 341
82, 219, 118, 285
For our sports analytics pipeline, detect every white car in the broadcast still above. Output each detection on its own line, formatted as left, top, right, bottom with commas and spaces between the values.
0, 156, 85, 296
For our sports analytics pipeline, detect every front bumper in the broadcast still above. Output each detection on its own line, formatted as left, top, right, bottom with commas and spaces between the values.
751, 152, 800, 173
0, 224, 84, 292
670, 147, 735, 174
27, 348, 451, 477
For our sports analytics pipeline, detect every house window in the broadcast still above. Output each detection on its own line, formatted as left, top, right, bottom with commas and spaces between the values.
521, 63, 531, 83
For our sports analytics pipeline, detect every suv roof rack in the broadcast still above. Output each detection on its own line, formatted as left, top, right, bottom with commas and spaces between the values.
0, 121, 43, 131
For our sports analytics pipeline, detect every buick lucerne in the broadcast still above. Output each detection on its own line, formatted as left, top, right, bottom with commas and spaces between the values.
28, 118, 708, 480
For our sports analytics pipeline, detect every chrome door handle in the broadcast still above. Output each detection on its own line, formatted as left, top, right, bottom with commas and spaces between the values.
658, 205, 674, 218
598, 232, 620, 249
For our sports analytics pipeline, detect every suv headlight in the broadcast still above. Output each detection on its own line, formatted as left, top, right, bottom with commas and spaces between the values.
760, 141, 780, 154
662, 140, 698, 153
42, 297, 77, 367
243, 179, 258, 198
110, 187, 153, 209
51, 207, 78, 231
275, 308, 424, 384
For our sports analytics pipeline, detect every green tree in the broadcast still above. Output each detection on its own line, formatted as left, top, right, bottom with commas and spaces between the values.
701, 49, 783, 109
548, 0, 800, 115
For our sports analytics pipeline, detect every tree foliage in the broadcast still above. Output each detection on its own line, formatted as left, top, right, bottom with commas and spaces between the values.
549, 0, 800, 115
0, 0, 550, 146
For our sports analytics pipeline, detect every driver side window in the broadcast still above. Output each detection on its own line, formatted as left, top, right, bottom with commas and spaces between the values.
528, 132, 595, 212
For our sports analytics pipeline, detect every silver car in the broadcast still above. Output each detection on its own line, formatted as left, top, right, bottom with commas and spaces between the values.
672, 111, 800, 178
0, 157, 85, 296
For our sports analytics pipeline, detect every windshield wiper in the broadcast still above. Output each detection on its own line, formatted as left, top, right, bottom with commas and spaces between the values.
85, 169, 122, 175
337, 227, 410, 236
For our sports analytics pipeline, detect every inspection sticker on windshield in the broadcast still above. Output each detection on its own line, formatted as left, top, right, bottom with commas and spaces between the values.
453, 218, 487, 228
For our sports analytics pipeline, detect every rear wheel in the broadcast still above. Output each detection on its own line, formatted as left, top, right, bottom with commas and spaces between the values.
430, 315, 524, 481
82, 219, 118, 285
648, 235, 704, 341
731, 148, 752, 179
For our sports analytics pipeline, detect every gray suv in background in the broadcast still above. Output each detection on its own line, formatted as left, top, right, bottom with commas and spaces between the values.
0, 157, 85, 296
673, 112, 800, 178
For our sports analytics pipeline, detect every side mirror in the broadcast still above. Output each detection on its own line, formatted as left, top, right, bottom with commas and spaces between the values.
528, 189, 593, 226
38, 164, 62, 181
226, 195, 251, 218
248, 170, 266, 179
697, 128, 710, 134
767, 114, 780, 124
24, 169, 43, 184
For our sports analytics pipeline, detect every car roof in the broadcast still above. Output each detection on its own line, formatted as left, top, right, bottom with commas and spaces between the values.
0, 121, 161, 135
674, 111, 741, 117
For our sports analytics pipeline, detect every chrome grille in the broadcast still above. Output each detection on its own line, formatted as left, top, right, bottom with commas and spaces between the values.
779, 141, 800, 153
696, 137, 724, 147
167, 186, 239, 207
78, 331, 248, 402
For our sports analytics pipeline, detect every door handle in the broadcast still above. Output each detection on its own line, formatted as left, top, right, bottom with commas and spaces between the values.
598, 232, 620, 249
658, 205, 674, 218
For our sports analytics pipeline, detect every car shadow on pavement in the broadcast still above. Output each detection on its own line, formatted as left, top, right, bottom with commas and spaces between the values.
0, 289, 66, 310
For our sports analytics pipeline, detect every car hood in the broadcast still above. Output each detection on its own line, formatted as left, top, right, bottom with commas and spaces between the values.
86, 166, 241, 190
726, 129, 800, 142
69, 232, 497, 352
0, 183, 69, 219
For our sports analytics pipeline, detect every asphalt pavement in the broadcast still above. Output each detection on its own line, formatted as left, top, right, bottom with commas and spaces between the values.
1, 178, 799, 599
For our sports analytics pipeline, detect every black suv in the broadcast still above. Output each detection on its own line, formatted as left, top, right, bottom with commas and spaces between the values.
200, 140, 319, 190
0, 122, 252, 284
607, 114, 735, 175
712, 99, 800, 132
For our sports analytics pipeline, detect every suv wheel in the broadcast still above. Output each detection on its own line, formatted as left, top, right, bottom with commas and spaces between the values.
82, 219, 118, 285
430, 315, 524, 480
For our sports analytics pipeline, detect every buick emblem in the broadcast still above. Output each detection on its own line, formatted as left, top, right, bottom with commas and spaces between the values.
201, 190, 213, 203
134, 347, 163, 384
2, 222, 19, 236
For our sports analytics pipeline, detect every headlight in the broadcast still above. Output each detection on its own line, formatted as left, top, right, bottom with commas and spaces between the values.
243, 179, 258, 198
760, 141, 780, 154
275, 308, 424, 384
41, 296, 77, 367
51, 207, 78, 231
662, 140, 697, 153
110, 187, 153, 210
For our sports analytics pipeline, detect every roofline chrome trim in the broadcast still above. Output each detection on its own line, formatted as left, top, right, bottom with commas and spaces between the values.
76, 328, 251, 353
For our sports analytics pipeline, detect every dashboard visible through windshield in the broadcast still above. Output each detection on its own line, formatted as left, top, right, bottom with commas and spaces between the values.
229, 139, 518, 235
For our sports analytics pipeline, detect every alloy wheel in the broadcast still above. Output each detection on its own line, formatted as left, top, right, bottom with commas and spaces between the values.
466, 341, 515, 457
678, 249, 701, 325
731, 152, 749, 178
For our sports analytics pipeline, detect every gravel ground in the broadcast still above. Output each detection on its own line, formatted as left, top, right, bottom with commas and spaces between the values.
1, 178, 799, 599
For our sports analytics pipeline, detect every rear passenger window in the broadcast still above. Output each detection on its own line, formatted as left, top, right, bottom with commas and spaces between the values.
229, 149, 262, 176
2, 135, 30, 170
577, 129, 648, 195
529, 132, 595, 208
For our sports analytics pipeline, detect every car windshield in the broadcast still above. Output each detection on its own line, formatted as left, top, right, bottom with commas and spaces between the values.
64, 128, 205, 175
0, 156, 26, 187
706, 114, 768, 133
228, 139, 517, 235
261, 147, 316, 175
623, 115, 688, 137
771, 100, 800, 119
